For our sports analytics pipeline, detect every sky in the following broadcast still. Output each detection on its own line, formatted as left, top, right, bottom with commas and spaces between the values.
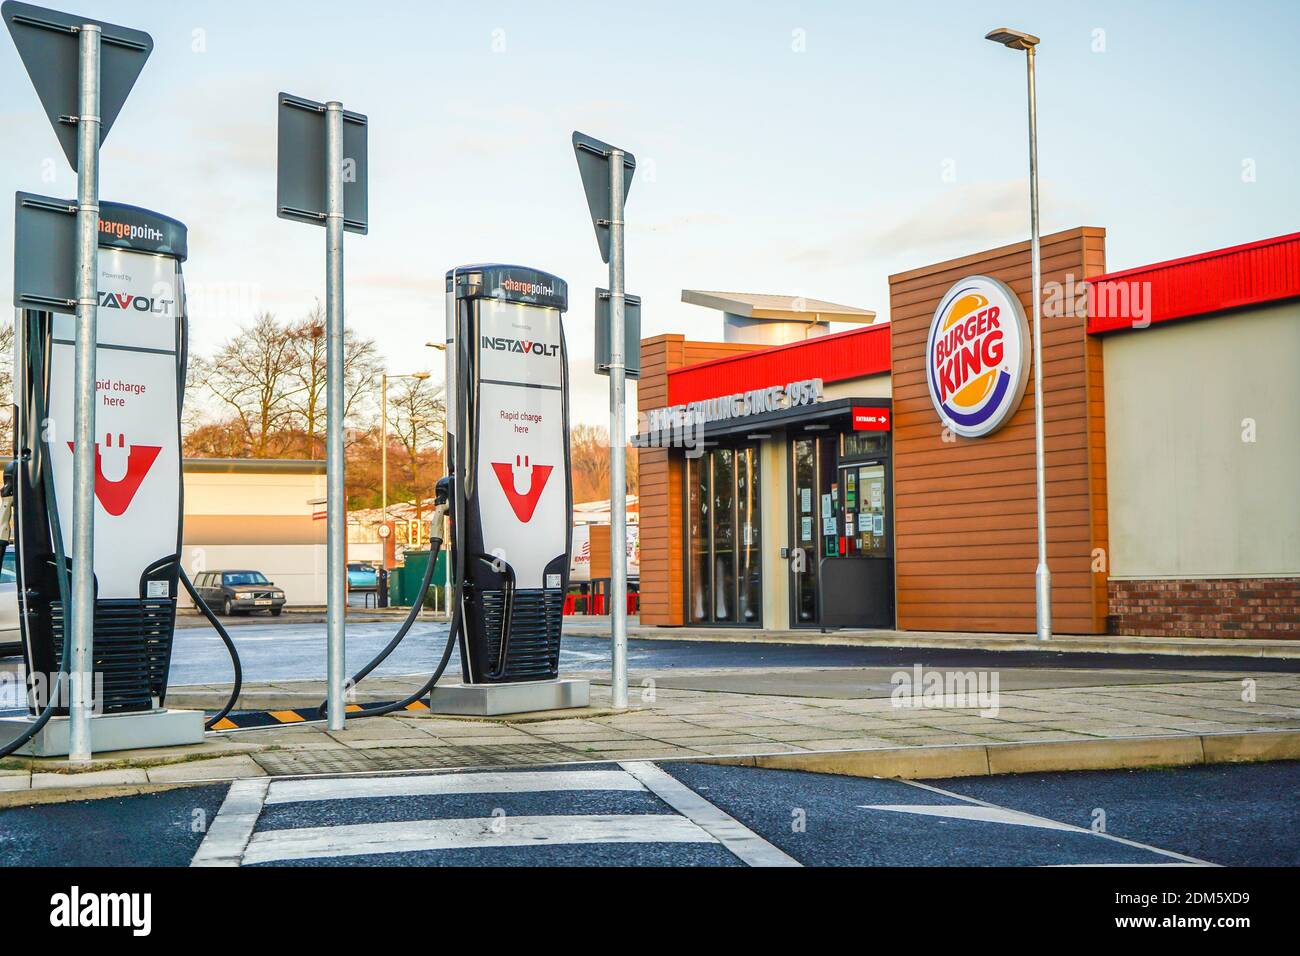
2, 0, 1298, 426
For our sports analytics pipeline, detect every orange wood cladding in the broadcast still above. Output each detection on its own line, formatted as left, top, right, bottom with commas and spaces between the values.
637, 334, 765, 626
588, 525, 612, 580
889, 227, 1110, 634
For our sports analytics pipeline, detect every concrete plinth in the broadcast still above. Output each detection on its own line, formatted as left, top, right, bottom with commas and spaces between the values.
0, 709, 206, 757
429, 679, 590, 717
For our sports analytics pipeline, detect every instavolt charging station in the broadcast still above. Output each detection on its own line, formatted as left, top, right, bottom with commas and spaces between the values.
0, 3, 596, 755
434, 265, 588, 715
0, 2, 213, 758
1, 197, 207, 755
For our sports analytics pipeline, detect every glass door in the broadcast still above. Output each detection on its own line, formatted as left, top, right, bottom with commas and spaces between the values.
686, 445, 761, 626
790, 438, 819, 624
789, 435, 841, 627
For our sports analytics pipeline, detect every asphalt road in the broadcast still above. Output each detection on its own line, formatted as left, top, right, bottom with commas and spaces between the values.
117, 621, 1300, 684
3, 760, 1296, 867
3, 619, 1293, 712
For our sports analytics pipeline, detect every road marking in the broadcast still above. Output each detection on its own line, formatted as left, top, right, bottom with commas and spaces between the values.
190, 777, 270, 867
620, 761, 802, 867
898, 779, 1217, 866
860, 803, 1078, 832
242, 814, 713, 865
265, 769, 645, 805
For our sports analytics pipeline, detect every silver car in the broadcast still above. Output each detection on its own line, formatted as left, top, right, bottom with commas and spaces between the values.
0, 550, 19, 658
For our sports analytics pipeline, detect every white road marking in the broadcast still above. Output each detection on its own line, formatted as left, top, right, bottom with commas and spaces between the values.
859, 803, 1078, 831
242, 813, 714, 865
265, 769, 644, 805
190, 777, 271, 867
898, 778, 1217, 866
620, 761, 802, 867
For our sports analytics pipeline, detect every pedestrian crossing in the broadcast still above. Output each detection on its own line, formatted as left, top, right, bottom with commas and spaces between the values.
192, 763, 800, 867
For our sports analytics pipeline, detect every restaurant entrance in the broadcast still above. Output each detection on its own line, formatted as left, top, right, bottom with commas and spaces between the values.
788, 429, 894, 629
685, 444, 763, 626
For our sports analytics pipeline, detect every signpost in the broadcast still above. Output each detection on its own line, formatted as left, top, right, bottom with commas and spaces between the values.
278, 92, 369, 731
4, 2, 152, 763
573, 131, 636, 710
595, 289, 641, 380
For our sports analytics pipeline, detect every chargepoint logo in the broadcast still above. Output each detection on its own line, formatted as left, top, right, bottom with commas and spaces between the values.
501, 276, 555, 298
481, 335, 560, 358
50, 886, 151, 936
99, 217, 163, 244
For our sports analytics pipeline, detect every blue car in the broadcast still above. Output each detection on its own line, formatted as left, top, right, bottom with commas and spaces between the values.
347, 562, 378, 591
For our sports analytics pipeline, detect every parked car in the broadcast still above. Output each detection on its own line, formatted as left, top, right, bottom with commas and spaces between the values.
192, 570, 286, 616
347, 562, 378, 591
0, 550, 20, 658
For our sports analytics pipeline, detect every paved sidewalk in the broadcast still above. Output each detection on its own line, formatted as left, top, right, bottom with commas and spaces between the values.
3, 664, 1298, 797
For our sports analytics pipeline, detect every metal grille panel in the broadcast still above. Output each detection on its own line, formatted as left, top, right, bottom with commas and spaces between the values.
477, 587, 564, 682
52, 598, 176, 714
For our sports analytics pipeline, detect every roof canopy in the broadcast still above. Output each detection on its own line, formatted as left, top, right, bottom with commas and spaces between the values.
682, 290, 876, 324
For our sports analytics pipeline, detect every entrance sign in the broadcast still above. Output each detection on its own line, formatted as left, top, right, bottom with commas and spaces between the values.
2, 1, 151, 171
925, 274, 1030, 438
276, 92, 369, 233
852, 406, 891, 431
446, 264, 572, 684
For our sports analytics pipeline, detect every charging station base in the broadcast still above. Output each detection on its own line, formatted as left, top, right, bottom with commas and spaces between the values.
0, 709, 206, 758
429, 679, 590, 717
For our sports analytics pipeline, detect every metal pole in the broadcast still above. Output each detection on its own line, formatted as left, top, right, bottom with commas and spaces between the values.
324, 102, 347, 727
68, 23, 102, 764
380, 375, 388, 520
380, 373, 388, 606
1026, 46, 1051, 642
608, 149, 628, 709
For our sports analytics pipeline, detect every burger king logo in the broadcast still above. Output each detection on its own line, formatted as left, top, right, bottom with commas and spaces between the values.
926, 275, 1030, 438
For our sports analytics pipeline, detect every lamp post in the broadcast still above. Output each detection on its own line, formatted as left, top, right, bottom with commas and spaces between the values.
380, 371, 430, 600
986, 26, 1051, 642
425, 341, 450, 616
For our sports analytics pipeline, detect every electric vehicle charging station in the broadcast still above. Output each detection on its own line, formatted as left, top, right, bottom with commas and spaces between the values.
432, 264, 588, 716
0, 198, 205, 756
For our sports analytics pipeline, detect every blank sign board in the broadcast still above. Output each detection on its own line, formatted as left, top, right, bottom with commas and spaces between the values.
276, 91, 369, 234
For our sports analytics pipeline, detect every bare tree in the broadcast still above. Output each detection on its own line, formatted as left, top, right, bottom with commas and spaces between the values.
570, 423, 638, 503
385, 375, 445, 520
202, 313, 304, 457
0, 321, 13, 455
286, 303, 383, 457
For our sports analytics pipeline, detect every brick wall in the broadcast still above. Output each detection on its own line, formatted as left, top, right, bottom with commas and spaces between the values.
1108, 578, 1300, 639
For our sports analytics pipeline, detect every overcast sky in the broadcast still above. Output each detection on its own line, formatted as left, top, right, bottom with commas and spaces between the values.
3, 0, 1297, 425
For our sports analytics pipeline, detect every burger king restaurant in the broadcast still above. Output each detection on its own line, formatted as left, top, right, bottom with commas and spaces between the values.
635, 227, 1300, 640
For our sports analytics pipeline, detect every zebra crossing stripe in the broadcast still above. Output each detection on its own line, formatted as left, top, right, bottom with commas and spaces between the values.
191, 778, 271, 867
619, 762, 801, 867
264, 769, 646, 805
241, 814, 715, 865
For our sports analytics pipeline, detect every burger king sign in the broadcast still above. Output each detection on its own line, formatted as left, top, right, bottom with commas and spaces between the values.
926, 275, 1031, 438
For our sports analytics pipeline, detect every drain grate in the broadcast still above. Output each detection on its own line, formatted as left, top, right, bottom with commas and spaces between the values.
252, 742, 584, 777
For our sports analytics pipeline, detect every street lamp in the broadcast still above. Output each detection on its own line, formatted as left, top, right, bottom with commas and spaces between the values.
425, 340, 451, 614
986, 26, 1051, 642
381, 370, 430, 548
